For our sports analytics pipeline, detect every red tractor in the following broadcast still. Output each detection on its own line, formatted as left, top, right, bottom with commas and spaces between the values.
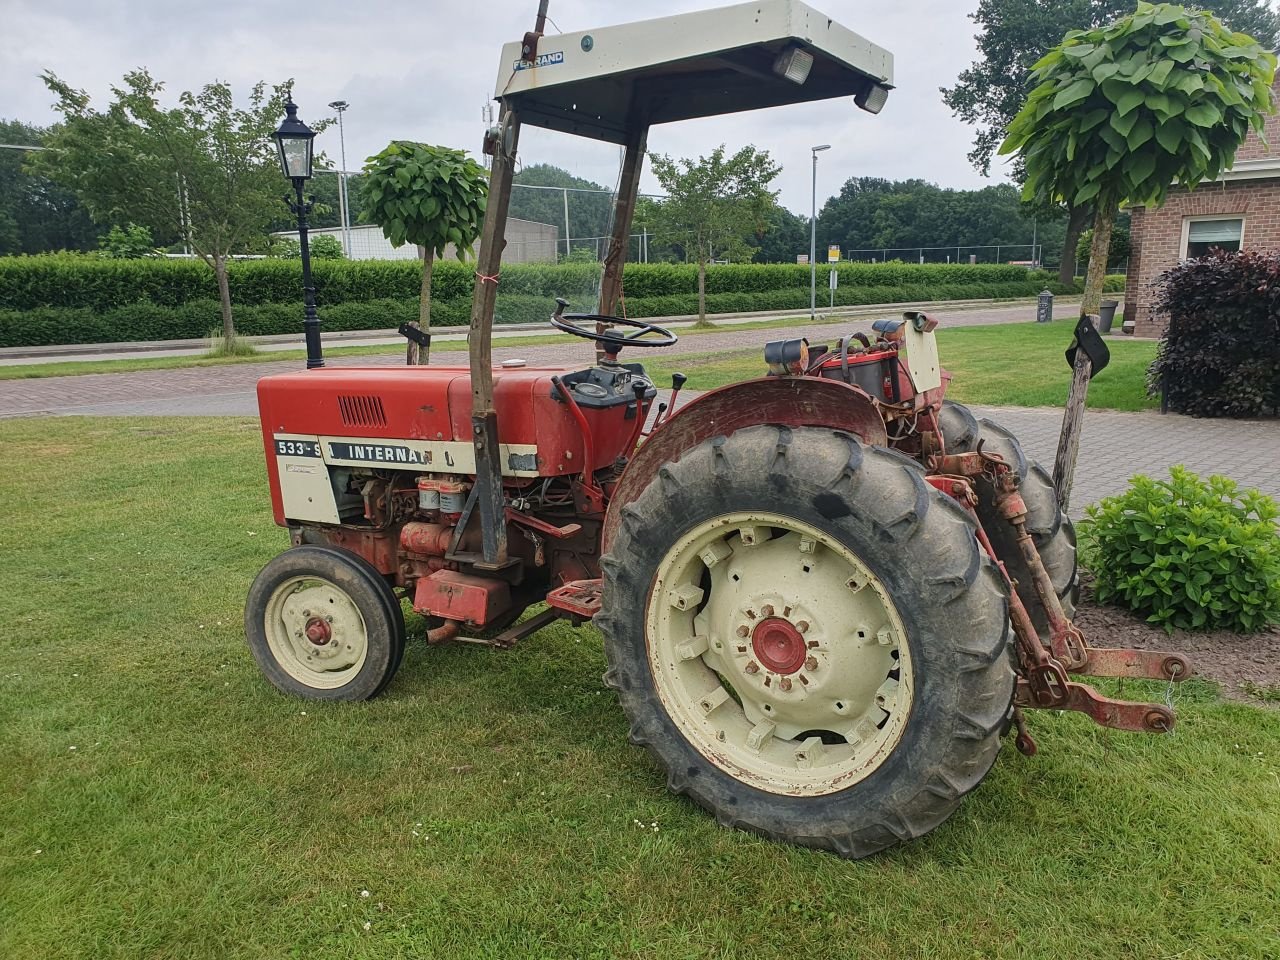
247, 1, 1190, 858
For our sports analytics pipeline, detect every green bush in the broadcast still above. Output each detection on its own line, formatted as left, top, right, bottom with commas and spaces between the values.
1147, 250, 1280, 418
1083, 466, 1280, 633
0, 255, 1060, 313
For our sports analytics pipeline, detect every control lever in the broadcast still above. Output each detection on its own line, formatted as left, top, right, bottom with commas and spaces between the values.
625, 380, 649, 453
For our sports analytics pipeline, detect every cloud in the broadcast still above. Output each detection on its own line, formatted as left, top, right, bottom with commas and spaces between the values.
1, 0, 1005, 211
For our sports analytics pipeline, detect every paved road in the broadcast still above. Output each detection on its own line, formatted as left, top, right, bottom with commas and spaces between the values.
1, 300, 1275, 514
0, 301, 1073, 418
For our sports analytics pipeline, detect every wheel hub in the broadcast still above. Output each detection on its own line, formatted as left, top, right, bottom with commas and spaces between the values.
305, 617, 332, 645
751, 617, 806, 675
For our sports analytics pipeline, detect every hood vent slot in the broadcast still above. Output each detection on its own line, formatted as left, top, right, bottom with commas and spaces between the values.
338, 394, 387, 428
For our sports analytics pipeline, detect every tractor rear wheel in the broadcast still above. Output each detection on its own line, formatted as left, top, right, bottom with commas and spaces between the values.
598, 425, 1013, 858
937, 401, 1078, 632
245, 545, 406, 701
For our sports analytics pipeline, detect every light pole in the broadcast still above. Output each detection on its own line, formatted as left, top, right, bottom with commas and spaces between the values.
810, 144, 830, 321
273, 100, 322, 369
328, 100, 351, 257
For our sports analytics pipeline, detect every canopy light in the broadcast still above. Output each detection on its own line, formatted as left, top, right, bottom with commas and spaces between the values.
855, 83, 890, 115
773, 45, 814, 85
273, 100, 316, 181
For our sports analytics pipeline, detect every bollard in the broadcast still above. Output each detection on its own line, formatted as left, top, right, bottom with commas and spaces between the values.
1036, 289, 1054, 323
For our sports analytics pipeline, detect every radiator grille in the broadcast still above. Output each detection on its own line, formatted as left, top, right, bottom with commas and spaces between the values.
337, 394, 387, 427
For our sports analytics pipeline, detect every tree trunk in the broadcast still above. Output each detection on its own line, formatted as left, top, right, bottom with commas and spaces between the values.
696, 256, 707, 325
213, 255, 234, 341
1058, 204, 1089, 285
1081, 204, 1115, 316
408, 246, 434, 366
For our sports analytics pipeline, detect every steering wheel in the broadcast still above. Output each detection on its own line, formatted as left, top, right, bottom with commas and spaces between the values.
550, 298, 678, 350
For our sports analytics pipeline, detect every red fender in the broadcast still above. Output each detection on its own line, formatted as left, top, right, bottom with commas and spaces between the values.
602, 377, 889, 551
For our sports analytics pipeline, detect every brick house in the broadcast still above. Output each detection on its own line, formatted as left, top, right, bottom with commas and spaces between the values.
1124, 76, 1280, 337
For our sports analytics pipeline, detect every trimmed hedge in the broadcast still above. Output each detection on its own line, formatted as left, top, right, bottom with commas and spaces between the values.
1147, 250, 1280, 418
0, 255, 1054, 312
0, 278, 1124, 348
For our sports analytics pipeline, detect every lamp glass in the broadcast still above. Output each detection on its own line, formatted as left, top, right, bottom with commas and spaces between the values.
278, 136, 313, 179
772, 46, 814, 85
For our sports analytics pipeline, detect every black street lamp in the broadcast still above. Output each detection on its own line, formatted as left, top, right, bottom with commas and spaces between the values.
272, 100, 323, 369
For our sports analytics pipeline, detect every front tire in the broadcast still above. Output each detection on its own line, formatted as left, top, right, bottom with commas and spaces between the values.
598, 426, 1013, 858
246, 545, 406, 701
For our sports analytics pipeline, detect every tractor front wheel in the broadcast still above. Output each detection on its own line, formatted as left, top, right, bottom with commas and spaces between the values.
245, 545, 406, 701
598, 425, 1013, 858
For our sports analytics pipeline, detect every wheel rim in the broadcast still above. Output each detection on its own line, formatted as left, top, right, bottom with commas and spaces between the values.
645, 511, 914, 797
264, 576, 369, 689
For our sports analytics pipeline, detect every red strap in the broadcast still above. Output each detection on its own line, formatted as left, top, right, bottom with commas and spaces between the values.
476, 271, 500, 285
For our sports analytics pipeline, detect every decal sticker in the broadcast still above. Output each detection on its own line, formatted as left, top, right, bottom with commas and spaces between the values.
513, 50, 564, 70
274, 438, 321, 458
327, 441, 431, 465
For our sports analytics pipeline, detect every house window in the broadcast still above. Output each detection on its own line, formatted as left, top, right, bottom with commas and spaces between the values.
1184, 217, 1243, 258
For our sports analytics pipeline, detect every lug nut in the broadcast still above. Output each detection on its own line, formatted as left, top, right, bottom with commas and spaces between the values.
744, 661, 760, 674
736, 625, 750, 638
795, 620, 809, 634
805, 655, 818, 671
761, 604, 774, 617
779, 677, 793, 692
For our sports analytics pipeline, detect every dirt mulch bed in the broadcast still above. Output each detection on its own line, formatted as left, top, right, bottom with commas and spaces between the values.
1073, 574, 1280, 705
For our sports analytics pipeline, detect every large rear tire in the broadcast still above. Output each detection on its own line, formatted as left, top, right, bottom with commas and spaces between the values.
938, 401, 1078, 633
598, 426, 1013, 858
245, 545, 406, 701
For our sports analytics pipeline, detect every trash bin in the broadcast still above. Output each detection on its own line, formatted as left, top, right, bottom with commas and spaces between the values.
1098, 299, 1119, 333
1036, 289, 1054, 324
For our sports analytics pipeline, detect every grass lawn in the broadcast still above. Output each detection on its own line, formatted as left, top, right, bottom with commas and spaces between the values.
2, 417, 1276, 959
646, 320, 1160, 412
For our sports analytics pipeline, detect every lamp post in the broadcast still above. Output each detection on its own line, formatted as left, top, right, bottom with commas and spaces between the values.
273, 100, 323, 369
809, 144, 830, 321
328, 100, 351, 257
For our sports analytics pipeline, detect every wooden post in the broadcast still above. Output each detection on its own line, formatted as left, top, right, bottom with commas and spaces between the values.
467, 106, 521, 566
1052, 315, 1096, 515
598, 123, 648, 319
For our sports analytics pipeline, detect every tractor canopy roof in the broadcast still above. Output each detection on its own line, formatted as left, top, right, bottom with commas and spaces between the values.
493, 0, 894, 145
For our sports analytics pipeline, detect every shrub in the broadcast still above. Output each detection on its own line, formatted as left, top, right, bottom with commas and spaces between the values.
1083, 466, 1280, 633
1147, 250, 1280, 418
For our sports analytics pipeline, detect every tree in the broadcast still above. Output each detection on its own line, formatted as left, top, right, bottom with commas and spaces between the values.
359, 142, 487, 364
510, 164, 614, 258
646, 145, 781, 322
97, 223, 157, 258
941, 0, 1278, 283
813, 178, 1051, 264
1000, 2, 1276, 314
35, 71, 299, 338
1074, 219, 1130, 268
0, 119, 101, 255
752, 203, 808, 263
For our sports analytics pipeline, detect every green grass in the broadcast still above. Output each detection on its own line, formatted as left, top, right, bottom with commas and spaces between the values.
646, 320, 1160, 412
2, 417, 1277, 959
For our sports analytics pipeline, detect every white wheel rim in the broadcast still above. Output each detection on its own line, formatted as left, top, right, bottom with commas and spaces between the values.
645, 511, 914, 797
264, 576, 369, 689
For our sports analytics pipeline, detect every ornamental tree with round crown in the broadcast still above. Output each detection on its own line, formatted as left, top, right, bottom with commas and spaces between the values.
999, 1, 1276, 314
360, 142, 487, 364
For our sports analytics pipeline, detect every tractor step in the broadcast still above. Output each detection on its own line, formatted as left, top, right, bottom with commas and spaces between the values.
547, 579, 603, 620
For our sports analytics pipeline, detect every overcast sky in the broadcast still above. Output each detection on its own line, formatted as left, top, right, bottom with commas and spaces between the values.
2, 0, 1016, 211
